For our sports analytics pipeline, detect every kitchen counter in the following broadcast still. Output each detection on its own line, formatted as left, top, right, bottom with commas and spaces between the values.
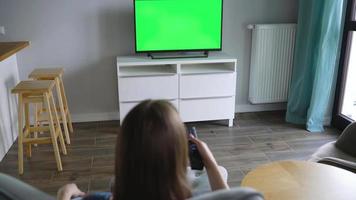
0, 41, 29, 161
0, 41, 29, 62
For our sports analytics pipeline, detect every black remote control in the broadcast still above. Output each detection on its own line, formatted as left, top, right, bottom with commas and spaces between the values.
188, 127, 204, 170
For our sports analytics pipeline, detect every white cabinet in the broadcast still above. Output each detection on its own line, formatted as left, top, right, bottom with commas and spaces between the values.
119, 100, 179, 122
180, 73, 235, 98
117, 55, 237, 127
0, 55, 20, 161
179, 97, 235, 122
119, 75, 178, 102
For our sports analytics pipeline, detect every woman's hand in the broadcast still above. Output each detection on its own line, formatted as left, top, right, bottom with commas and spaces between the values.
57, 183, 85, 200
189, 136, 229, 191
188, 136, 217, 169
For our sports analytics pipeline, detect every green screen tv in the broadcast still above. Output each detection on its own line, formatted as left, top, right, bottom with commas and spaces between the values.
134, 0, 223, 53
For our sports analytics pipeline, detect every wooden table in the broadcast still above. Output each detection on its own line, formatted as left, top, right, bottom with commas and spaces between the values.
241, 160, 356, 200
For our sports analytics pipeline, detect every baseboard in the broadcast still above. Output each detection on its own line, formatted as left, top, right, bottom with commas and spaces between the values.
71, 112, 120, 123
71, 103, 287, 123
235, 103, 287, 113
323, 116, 332, 126
70, 104, 331, 125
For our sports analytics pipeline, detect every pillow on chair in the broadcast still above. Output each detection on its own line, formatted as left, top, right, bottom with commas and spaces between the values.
335, 122, 356, 157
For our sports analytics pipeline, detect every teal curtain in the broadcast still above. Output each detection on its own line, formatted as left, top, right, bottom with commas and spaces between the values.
286, 0, 346, 132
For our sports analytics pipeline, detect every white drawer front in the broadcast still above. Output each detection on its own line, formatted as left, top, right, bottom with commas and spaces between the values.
119, 75, 178, 102
179, 97, 235, 122
120, 100, 179, 122
180, 73, 235, 99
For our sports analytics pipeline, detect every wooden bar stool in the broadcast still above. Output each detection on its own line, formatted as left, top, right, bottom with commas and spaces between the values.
29, 68, 73, 145
12, 80, 67, 175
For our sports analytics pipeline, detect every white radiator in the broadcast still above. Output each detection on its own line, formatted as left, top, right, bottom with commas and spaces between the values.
248, 23, 296, 104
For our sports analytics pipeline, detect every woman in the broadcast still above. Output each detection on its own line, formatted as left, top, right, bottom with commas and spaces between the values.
57, 100, 228, 200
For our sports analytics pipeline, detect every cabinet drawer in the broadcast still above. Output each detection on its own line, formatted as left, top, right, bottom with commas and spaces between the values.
179, 97, 235, 122
180, 73, 235, 98
120, 100, 179, 122
119, 75, 178, 102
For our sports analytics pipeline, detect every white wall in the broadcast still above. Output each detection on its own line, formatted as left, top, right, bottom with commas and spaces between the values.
0, 0, 298, 122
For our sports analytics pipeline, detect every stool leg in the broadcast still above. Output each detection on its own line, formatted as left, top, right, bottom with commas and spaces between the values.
33, 104, 39, 147
55, 77, 70, 145
17, 94, 24, 175
50, 91, 67, 155
24, 103, 31, 158
59, 76, 73, 133
45, 93, 63, 172
38, 103, 43, 135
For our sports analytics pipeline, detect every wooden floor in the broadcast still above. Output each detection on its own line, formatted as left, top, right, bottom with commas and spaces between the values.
0, 111, 339, 196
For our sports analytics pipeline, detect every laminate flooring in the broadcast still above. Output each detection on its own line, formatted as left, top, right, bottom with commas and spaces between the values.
0, 111, 339, 196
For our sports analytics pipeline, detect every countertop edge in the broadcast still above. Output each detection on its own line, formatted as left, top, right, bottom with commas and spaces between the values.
0, 41, 30, 62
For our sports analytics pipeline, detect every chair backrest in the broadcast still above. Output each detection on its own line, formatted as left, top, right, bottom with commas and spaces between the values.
0, 172, 264, 200
0, 173, 54, 200
335, 122, 356, 157
188, 187, 264, 200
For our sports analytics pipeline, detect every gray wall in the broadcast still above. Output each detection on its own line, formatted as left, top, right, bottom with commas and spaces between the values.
0, 0, 298, 122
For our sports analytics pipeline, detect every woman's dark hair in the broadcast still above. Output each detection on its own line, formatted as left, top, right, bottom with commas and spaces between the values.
114, 100, 191, 200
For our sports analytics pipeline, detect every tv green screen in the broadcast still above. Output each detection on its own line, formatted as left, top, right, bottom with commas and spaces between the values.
134, 0, 223, 52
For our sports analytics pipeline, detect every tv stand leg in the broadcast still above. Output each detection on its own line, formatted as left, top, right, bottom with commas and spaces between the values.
228, 119, 233, 127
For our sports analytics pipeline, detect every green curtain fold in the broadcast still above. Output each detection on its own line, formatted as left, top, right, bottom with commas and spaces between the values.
286, 0, 346, 132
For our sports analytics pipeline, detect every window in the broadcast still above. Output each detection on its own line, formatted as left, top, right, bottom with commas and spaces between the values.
333, 0, 356, 129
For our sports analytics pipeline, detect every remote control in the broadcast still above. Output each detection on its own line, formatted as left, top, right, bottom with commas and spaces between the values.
188, 127, 204, 170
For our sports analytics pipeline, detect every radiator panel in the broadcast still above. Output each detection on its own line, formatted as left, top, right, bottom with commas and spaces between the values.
249, 24, 296, 104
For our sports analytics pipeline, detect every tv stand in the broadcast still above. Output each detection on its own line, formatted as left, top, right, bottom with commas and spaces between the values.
148, 51, 209, 59
117, 54, 237, 127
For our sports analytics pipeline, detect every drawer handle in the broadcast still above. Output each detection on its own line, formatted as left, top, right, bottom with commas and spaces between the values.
181, 71, 234, 76
180, 96, 233, 100
121, 98, 178, 103
118, 73, 177, 78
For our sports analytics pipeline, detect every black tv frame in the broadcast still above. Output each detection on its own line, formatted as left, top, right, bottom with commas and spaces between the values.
133, 0, 224, 55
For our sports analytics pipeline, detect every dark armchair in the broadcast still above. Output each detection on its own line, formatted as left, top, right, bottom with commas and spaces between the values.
309, 122, 356, 173
0, 173, 54, 200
